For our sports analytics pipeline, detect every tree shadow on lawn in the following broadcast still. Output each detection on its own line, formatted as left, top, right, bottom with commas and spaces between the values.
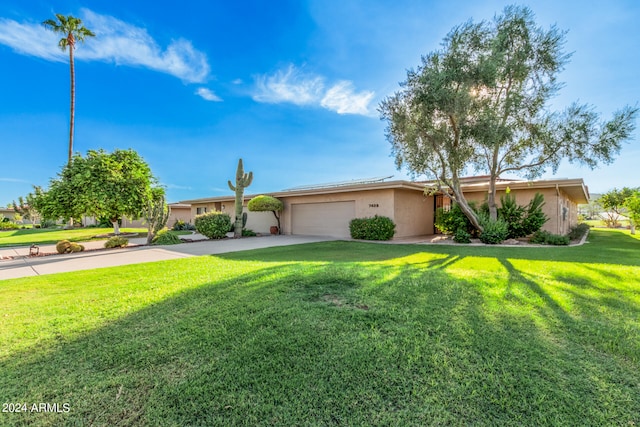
1, 261, 639, 426
218, 229, 640, 268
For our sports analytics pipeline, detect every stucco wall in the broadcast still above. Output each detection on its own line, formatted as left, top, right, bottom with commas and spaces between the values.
280, 189, 396, 235
167, 207, 193, 227
393, 190, 433, 237
189, 201, 277, 234
463, 187, 576, 235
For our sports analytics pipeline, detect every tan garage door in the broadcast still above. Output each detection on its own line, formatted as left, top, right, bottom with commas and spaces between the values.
291, 201, 355, 238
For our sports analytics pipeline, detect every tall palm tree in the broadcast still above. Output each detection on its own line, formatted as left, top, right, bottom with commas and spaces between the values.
43, 14, 95, 165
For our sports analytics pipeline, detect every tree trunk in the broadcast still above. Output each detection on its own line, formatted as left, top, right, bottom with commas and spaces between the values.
68, 41, 75, 165
272, 211, 281, 234
112, 219, 120, 235
488, 172, 498, 221
631, 223, 636, 235
456, 194, 484, 232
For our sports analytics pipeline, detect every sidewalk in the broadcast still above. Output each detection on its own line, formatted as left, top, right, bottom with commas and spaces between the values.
0, 235, 335, 280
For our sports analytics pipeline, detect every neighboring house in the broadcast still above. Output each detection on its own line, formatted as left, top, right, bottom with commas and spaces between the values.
167, 203, 193, 227
179, 177, 589, 239
0, 208, 16, 221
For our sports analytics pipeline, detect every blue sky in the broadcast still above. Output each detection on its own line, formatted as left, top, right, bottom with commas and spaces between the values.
0, 0, 638, 205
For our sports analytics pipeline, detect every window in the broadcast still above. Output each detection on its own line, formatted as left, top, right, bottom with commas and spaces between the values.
196, 207, 208, 215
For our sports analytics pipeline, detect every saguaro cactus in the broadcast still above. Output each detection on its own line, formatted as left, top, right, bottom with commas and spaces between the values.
228, 158, 253, 238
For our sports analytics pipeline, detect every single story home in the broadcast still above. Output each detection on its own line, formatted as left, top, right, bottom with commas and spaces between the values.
178, 176, 589, 239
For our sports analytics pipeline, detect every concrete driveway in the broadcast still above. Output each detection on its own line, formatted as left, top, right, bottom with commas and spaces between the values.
0, 235, 336, 280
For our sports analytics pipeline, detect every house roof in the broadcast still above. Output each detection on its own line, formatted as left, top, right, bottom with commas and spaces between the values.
179, 177, 590, 205
179, 180, 426, 204
457, 178, 590, 204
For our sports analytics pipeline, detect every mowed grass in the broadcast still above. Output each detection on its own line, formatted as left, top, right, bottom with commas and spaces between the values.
0, 227, 148, 247
0, 229, 639, 426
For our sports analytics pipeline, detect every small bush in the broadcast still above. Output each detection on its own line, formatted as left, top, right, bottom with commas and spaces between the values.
56, 240, 85, 254
435, 203, 476, 236
479, 217, 508, 244
104, 236, 129, 248
453, 228, 471, 244
172, 220, 196, 231
152, 228, 182, 245
195, 212, 232, 239
498, 192, 548, 238
529, 230, 569, 245
40, 219, 58, 229
568, 223, 590, 240
242, 228, 257, 237
349, 215, 396, 241
0, 221, 20, 230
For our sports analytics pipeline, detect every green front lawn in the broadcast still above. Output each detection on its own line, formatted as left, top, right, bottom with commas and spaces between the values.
1, 229, 639, 425
0, 227, 148, 247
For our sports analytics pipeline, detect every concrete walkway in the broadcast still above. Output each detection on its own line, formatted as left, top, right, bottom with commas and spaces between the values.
0, 235, 335, 280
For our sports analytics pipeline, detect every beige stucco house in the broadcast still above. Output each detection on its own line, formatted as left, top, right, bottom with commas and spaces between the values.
178, 177, 589, 239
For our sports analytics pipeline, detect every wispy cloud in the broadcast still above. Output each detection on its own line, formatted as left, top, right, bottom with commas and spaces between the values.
0, 177, 31, 184
195, 87, 222, 101
0, 8, 210, 83
164, 183, 193, 190
321, 81, 375, 115
252, 64, 374, 115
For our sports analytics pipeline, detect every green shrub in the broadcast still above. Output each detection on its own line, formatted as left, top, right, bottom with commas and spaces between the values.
40, 219, 58, 229
195, 212, 232, 239
349, 215, 396, 240
568, 223, 590, 240
56, 240, 85, 254
453, 228, 471, 243
172, 219, 196, 231
479, 217, 509, 244
522, 193, 548, 235
152, 228, 182, 245
435, 203, 476, 236
104, 236, 129, 248
529, 230, 569, 245
0, 221, 20, 230
242, 228, 257, 237
497, 192, 548, 238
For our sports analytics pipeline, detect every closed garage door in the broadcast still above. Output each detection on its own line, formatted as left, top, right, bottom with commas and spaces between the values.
291, 201, 355, 238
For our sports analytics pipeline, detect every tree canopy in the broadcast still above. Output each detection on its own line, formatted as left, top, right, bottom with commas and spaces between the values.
623, 191, 640, 235
248, 195, 284, 233
380, 5, 637, 231
33, 149, 159, 234
600, 187, 638, 228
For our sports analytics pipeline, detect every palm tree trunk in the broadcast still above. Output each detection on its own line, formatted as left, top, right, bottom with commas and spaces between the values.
68, 43, 75, 165
67, 42, 75, 228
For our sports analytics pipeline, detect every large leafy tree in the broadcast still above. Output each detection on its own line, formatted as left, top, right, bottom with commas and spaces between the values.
380, 5, 637, 231
43, 14, 95, 165
33, 149, 158, 235
599, 187, 637, 228
623, 191, 640, 235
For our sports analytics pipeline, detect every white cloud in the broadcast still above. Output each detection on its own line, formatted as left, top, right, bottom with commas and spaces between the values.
195, 87, 222, 101
232, 78, 243, 85
321, 81, 375, 115
0, 9, 210, 83
252, 64, 374, 115
0, 177, 31, 183
253, 65, 324, 105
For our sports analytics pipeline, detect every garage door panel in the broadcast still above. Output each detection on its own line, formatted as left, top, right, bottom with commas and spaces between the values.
291, 201, 355, 238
